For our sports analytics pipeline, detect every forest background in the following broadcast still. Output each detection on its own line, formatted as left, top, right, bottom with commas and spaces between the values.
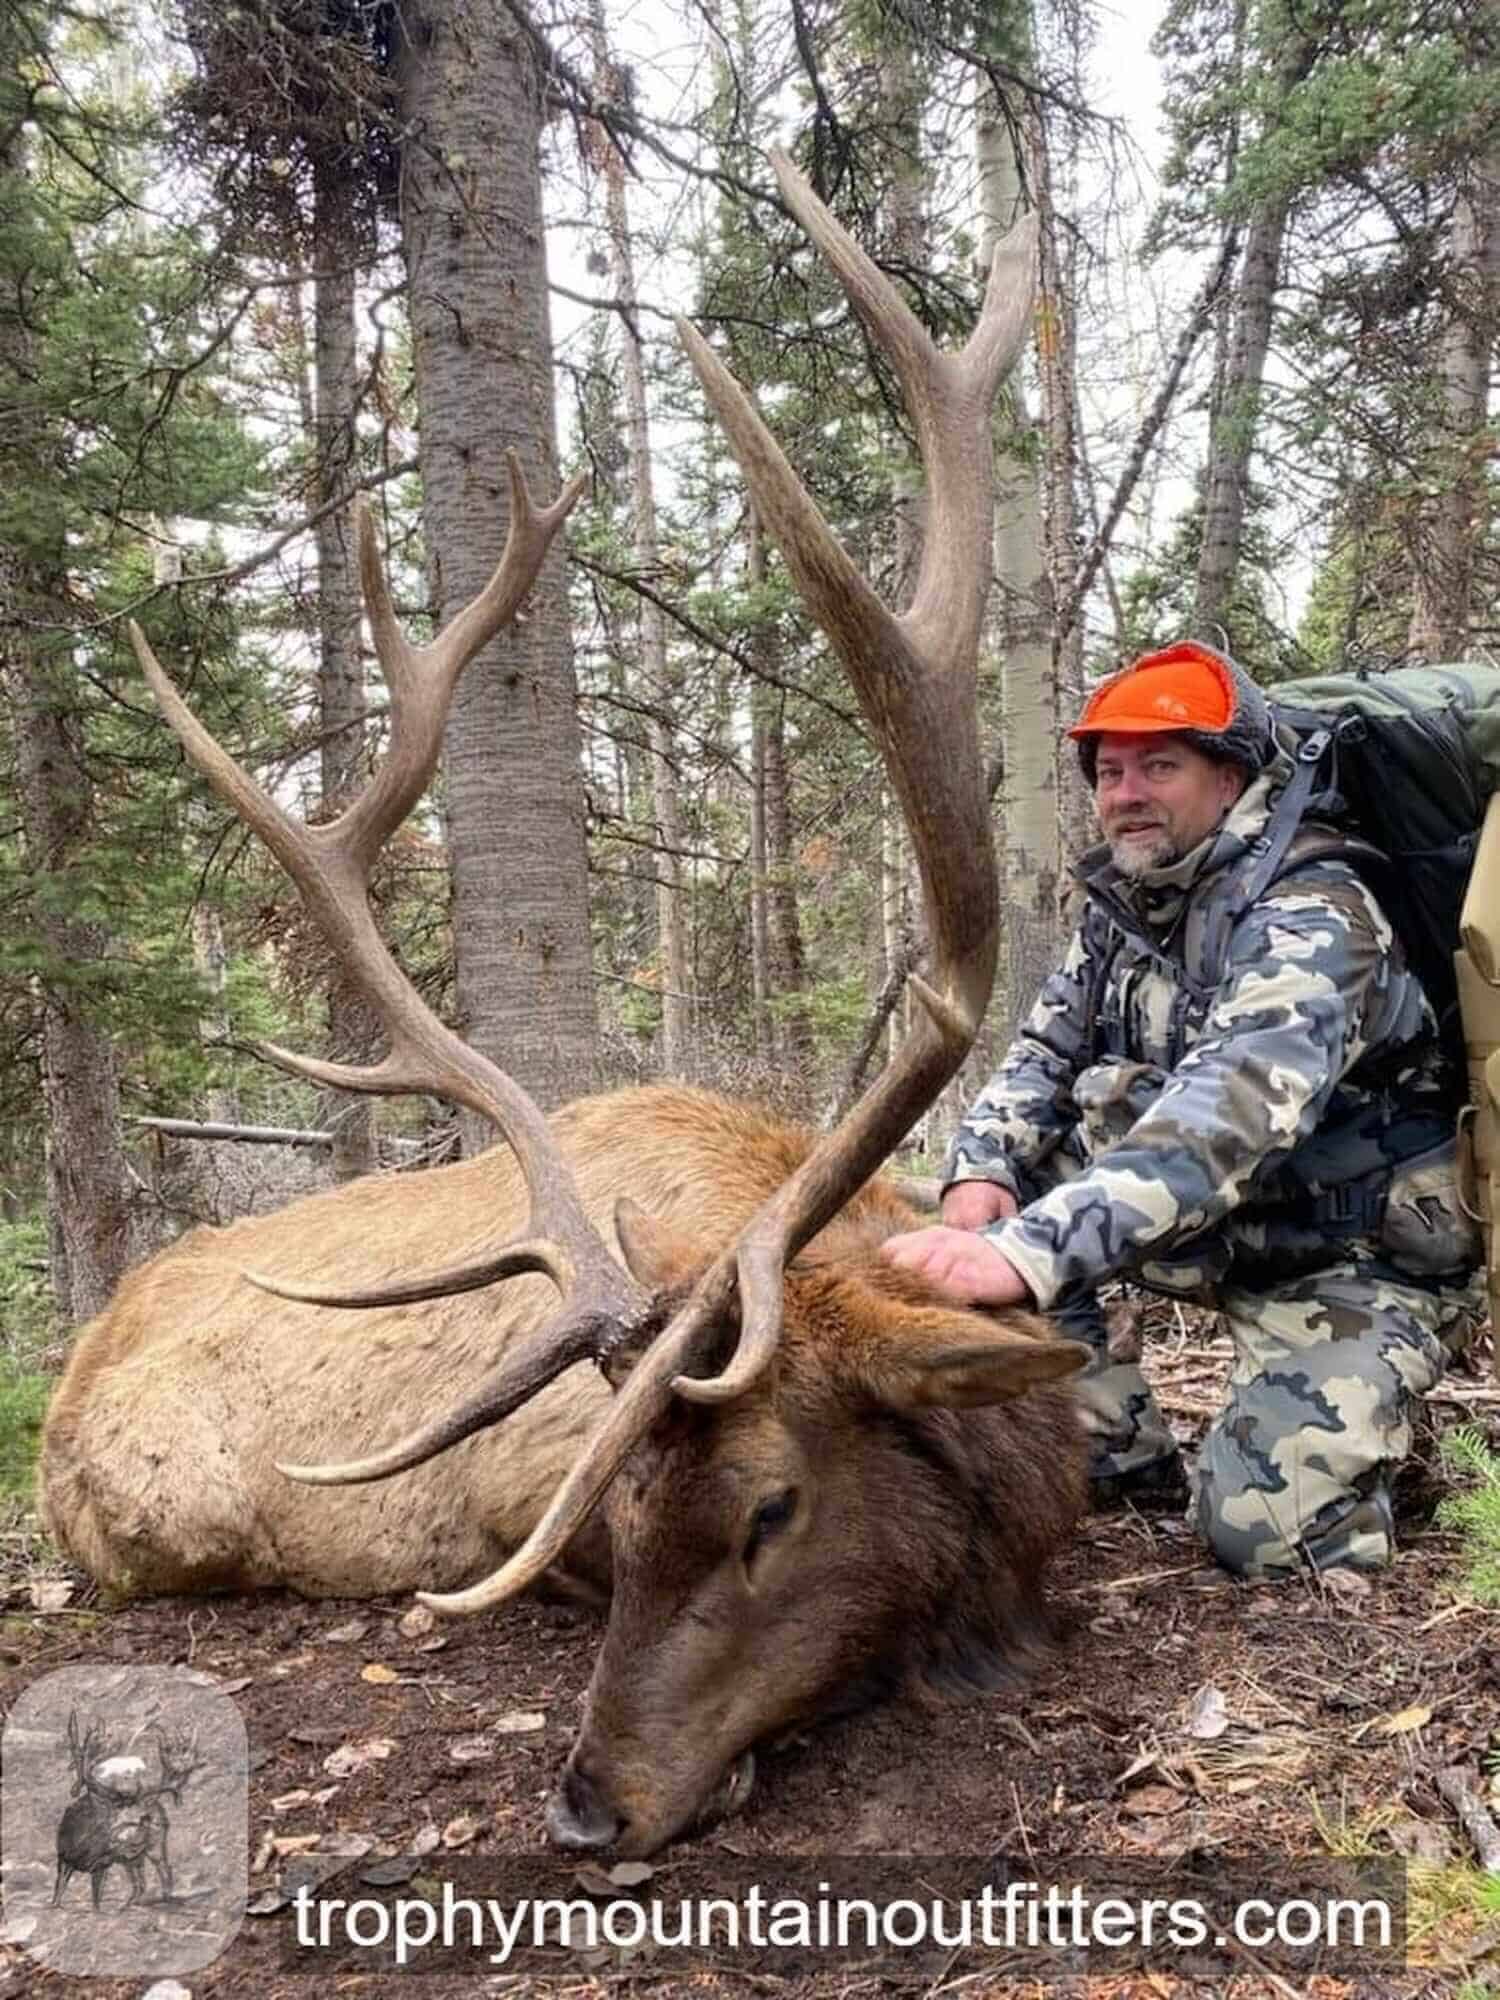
1, 0, 1498, 1476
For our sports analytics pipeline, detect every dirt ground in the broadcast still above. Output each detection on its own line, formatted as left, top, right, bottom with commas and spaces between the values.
3, 1318, 1499, 2000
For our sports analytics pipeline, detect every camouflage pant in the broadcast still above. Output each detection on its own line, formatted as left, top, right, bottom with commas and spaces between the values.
1058, 1260, 1476, 1578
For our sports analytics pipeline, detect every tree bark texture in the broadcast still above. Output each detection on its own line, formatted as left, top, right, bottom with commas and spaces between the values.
746, 506, 813, 1071
1406, 140, 1500, 663
1192, 192, 1290, 637
588, 11, 692, 1074
1192, 28, 1315, 641
977, 62, 1063, 1041
0, 94, 132, 1320
395, 0, 597, 1143
4, 630, 133, 1321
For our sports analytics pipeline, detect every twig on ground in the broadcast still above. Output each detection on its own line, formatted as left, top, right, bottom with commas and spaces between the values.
1436, 1765, 1500, 1873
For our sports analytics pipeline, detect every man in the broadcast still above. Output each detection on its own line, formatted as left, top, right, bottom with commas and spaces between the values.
882, 640, 1478, 1577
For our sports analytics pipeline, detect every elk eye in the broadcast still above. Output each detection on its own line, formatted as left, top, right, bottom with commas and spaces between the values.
744, 1487, 799, 1564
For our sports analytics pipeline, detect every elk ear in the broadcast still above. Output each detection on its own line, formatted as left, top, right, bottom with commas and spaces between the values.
859, 1310, 1090, 1411
613, 1197, 700, 1292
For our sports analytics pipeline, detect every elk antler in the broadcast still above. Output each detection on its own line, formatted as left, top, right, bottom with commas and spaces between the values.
414, 151, 1037, 1616
141, 152, 1034, 1616
134, 458, 662, 1486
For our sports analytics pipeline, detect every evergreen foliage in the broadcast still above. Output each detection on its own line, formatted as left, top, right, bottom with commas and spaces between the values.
1438, 1426, 1500, 1607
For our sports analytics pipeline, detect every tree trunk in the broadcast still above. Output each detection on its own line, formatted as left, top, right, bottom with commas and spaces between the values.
0, 93, 132, 1320
1193, 29, 1315, 639
977, 58, 1062, 1039
1406, 140, 1500, 661
313, 152, 378, 1180
588, 9, 691, 1075
4, 629, 133, 1320
746, 505, 813, 1073
748, 691, 771, 1059
395, 0, 597, 1145
762, 687, 812, 1076
1192, 194, 1290, 635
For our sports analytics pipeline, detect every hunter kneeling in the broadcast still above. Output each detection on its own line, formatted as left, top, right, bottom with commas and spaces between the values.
883, 641, 1481, 1579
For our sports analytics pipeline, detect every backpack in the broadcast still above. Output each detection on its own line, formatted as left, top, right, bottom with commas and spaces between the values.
1258, 664, 1500, 1086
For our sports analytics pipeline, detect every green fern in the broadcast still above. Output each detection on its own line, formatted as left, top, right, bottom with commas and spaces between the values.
1437, 1426, 1500, 1605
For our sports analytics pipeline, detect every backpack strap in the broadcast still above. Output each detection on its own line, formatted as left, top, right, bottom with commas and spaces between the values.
1184, 728, 1332, 996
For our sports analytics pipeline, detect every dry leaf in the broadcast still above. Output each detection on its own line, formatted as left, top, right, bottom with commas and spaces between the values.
574, 1864, 621, 1898
1119, 1783, 1183, 1817
271, 1789, 311, 1813
442, 1813, 483, 1848
608, 1861, 655, 1887
271, 1834, 323, 1857
320, 1832, 375, 1859
361, 1662, 399, 1685
1375, 1703, 1433, 1737
361, 1855, 423, 1888
252, 1829, 276, 1874
1185, 1685, 1229, 1741
449, 1734, 495, 1764
216, 1676, 254, 1696
324, 1619, 369, 1644
414, 1634, 449, 1654
323, 1737, 396, 1777
494, 1710, 546, 1734
30, 1577, 75, 1611
411, 1825, 442, 1856
399, 1605, 437, 1639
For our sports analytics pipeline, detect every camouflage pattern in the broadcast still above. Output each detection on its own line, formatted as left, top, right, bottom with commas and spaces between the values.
1194, 1260, 1478, 1575
1052, 1294, 1179, 1486
947, 747, 1481, 1574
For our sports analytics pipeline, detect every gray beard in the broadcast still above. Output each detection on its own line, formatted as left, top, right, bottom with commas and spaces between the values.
1107, 830, 1181, 878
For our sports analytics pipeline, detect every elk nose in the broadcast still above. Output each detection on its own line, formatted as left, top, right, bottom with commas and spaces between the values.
545, 1759, 624, 1852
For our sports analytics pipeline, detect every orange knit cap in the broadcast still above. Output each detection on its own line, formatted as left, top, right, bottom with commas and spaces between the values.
1068, 642, 1237, 741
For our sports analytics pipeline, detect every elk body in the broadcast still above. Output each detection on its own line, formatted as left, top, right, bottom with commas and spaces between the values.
43, 1086, 1085, 1852
39, 152, 1089, 1857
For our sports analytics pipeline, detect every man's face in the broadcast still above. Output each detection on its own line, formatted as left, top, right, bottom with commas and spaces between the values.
1092, 732, 1248, 878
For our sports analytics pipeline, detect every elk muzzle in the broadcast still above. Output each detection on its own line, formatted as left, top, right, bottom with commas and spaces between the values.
544, 1743, 756, 1856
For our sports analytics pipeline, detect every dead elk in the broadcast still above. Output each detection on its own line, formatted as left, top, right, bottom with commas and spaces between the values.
38, 151, 1088, 1857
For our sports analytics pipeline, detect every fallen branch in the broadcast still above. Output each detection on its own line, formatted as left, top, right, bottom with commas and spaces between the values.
132, 1116, 332, 1150
1437, 1765, 1500, 1874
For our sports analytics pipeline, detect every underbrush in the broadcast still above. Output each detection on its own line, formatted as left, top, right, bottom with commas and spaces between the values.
0, 1214, 56, 1506
1438, 1425, 1500, 1605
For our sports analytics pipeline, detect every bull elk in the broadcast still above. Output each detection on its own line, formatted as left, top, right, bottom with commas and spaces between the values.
40, 152, 1089, 1857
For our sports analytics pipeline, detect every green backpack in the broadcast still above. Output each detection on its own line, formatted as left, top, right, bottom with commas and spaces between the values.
1259, 665, 1500, 1078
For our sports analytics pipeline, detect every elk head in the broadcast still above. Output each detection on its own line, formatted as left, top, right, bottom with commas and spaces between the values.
132, 150, 1085, 1855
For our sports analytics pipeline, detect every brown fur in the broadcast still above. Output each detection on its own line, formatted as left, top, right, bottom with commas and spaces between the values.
40, 1083, 1087, 1851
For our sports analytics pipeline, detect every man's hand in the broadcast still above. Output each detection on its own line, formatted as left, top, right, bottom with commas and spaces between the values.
940, 1180, 1019, 1231
879, 1225, 1033, 1307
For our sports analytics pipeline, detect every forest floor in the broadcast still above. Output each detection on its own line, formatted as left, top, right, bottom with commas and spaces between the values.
2, 1313, 1499, 2000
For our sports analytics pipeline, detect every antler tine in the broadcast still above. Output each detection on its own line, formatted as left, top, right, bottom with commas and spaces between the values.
414, 151, 1037, 1615
134, 458, 644, 1373
668, 151, 1034, 1404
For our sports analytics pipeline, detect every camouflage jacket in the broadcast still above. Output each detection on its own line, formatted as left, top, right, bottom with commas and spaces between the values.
946, 755, 1457, 1311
